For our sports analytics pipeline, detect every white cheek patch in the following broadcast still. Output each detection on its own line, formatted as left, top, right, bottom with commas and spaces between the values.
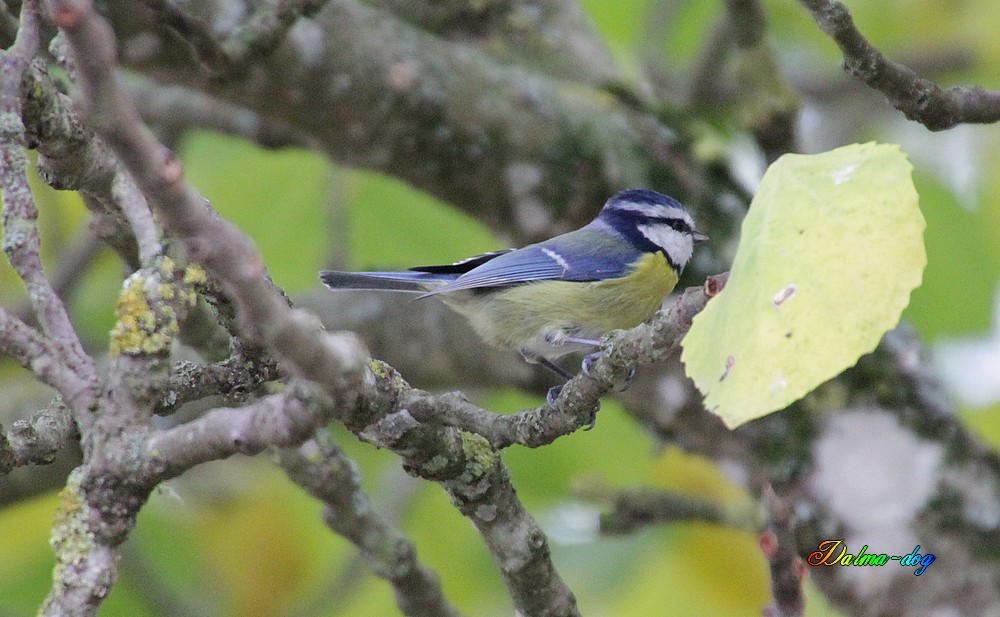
638, 223, 693, 268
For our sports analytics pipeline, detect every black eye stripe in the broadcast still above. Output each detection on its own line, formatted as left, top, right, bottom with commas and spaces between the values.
637, 215, 692, 234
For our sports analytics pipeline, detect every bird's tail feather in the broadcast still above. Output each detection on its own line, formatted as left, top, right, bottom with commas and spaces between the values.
319, 270, 452, 293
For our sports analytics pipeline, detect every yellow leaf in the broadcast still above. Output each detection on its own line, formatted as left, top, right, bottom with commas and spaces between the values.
681, 143, 925, 428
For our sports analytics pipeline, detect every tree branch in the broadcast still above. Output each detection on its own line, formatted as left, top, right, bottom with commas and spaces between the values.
141, 0, 329, 78
798, 0, 1000, 130
1, 0, 98, 420
0, 396, 77, 474
595, 487, 743, 535
145, 386, 331, 481
104, 0, 721, 242
153, 355, 280, 416
45, 0, 369, 405
760, 486, 805, 617
358, 403, 580, 616
279, 431, 459, 617
0, 308, 87, 402
126, 78, 312, 150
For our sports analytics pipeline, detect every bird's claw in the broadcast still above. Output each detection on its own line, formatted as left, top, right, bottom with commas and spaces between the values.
582, 352, 635, 392
546, 385, 563, 409
615, 366, 636, 392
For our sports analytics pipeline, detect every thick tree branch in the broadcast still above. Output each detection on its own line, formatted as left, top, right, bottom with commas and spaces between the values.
798, 0, 1000, 130
372, 0, 623, 86
21, 60, 141, 268
105, 0, 721, 242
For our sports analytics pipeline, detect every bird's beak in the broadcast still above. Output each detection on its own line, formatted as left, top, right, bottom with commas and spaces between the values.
693, 230, 709, 243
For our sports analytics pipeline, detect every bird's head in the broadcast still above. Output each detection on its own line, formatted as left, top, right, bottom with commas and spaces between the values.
596, 189, 707, 272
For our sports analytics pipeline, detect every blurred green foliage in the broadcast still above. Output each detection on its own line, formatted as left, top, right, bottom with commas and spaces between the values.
4, 1, 1000, 616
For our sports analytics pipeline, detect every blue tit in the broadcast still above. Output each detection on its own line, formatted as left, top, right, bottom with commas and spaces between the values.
320, 188, 706, 387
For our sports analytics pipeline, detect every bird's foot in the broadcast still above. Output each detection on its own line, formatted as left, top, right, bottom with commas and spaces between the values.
546, 385, 563, 409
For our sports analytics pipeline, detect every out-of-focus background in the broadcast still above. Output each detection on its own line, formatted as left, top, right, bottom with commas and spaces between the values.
2, 0, 999, 615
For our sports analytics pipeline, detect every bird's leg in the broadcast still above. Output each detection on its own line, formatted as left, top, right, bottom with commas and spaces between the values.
536, 357, 574, 381
525, 350, 601, 428
561, 336, 601, 347
543, 331, 602, 349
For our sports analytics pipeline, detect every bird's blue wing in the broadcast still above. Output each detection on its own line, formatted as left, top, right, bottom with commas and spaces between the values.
419, 227, 641, 297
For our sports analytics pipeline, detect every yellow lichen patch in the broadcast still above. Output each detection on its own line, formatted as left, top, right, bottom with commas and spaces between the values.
459, 431, 496, 481
48, 470, 97, 591
182, 263, 207, 285
367, 359, 407, 389
368, 359, 390, 379
157, 283, 176, 301
109, 257, 201, 357
158, 255, 176, 278
109, 274, 161, 356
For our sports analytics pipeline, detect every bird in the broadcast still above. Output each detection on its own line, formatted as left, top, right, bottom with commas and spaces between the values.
320, 188, 706, 406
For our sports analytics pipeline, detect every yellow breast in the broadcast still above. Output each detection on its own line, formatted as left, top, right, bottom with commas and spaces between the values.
450, 252, 679, 353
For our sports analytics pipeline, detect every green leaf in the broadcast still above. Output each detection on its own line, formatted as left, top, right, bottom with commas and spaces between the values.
681, 143, 925, 428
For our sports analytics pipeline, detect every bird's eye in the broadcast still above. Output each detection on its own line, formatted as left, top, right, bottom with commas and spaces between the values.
656, 217, 692, 234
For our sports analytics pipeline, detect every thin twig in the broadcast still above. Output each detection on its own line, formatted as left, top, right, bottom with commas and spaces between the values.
111, 172, 160, 266
1, 0, 97, 418
596, 487, 739, 535
761, 485, 806, 617
0, 396, 78, 474
141, 0, 329, 78
144, 386, 328, 481
153, 355, 280, 416
126, 79, 311, 150
798, 0, 1000, 130
0, 308, 85, 397
280, 432, 459, 617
